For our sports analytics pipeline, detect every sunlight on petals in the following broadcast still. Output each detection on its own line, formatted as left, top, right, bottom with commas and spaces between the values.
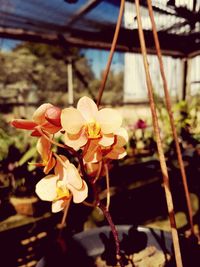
67, 180, 88, 203
33, 103, 53, 125
52, 199, 66, 213
77, 96, 98, 121
115, 127, 129, 147
64, 163, 83, 190
99, 134, 114, 147
96, 108, 122, 134
63, 132, 87, 150
35, 175, 58, 201
61, 108, 85, 134
54, 155, 70, 177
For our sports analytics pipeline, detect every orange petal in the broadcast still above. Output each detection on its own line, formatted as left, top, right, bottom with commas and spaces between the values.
83, 141, 102, 163
31, 129, 41, 137
63, 132, 87, 150
33, 103, 53, 125
115, 127, 129, 147
106, 147, 127, 160
96, 108, 122, 134
41, 121, 61, 134
54, 155, 70, 177
11, 119, 37, 130
77, 96, 98, 121
44, 156, 56, 174
68, 180, 88, 203
36, 136, 51, 161
61, 107, 85, 134
35, 175, 58, 201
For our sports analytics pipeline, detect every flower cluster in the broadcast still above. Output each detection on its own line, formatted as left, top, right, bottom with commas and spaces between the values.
11, 96, 128, 213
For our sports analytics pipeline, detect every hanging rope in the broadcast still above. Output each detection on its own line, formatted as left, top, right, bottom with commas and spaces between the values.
146, 0, 194, 235
96, 0, 125, 107
135, 0, 183, 266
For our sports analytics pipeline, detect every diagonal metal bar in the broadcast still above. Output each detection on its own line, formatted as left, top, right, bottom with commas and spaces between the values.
66, 0, 102, 27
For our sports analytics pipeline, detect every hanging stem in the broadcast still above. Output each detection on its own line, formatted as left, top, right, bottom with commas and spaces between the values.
105, 163, 111, 211
147, 0, 194, 235
59, 197, 72, 229
98, 202, 125, 267
135, 1, 183, 266
96, 0, 125, 107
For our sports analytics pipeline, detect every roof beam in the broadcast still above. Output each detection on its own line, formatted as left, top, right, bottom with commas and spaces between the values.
66, 0, 102, 27
1, 26, 200, 58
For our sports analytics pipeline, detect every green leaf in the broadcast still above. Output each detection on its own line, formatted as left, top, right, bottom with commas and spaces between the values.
18, 146, 37, 166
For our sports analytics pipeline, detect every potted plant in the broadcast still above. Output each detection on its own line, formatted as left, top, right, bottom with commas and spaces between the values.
9, 1, 200, 266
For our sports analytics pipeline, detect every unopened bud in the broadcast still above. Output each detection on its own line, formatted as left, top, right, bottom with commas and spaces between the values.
45, 106, 61, 127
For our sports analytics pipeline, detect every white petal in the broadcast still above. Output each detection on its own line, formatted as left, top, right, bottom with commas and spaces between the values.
35, 175, 58, 201
68, 180, 88, 203
96, 108, 122, 134
33, 103, 53, 124
61, 108, 85, 134
115, 127, 129, 147
52, 199, 66, 213
63, 163, 83, 190
63, 132, 87, 150
77, 96, 98, 121
99, 134, 114, 147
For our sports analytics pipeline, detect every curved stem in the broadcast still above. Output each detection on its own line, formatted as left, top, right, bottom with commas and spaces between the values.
147, 0, 194, 235
96, 0, 125, 107
58, 196, 72, 239
36, 126, 74, 152
92, 160, 103, 184
98, 202, 124, 267
135, 1, 183, 266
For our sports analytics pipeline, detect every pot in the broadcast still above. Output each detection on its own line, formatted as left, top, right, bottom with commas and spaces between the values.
36, 225, 173, 267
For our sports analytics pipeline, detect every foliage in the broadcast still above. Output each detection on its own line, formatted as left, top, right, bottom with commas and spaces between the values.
0, 43, 124, 110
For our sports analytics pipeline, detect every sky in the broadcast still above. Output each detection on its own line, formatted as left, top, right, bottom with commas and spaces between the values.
82, 49, 124, 78
0, 38, 21, 51
0, 38, 124, 78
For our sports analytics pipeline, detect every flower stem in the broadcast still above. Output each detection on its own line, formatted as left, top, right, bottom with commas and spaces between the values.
98, 202, 125, 267
135, 0, 183, 266
146, 0, 194, 235
96, 0, 125, 107
105, 163, 111, 211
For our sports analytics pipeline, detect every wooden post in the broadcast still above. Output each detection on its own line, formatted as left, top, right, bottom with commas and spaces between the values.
67, 60, 74, 106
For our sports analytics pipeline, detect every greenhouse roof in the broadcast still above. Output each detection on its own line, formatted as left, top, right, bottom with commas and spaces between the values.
0, 0, 199, 57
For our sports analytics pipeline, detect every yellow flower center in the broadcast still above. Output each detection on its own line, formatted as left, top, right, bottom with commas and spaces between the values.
55, 181, 70, 200
86, 121, 101, 139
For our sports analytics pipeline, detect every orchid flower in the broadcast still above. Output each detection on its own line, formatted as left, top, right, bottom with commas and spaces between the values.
11, 103, 61, 136
35, 155, 88, 213
83, 127, 128, 163
61, 96, 122, 150
33, 136, 56, 174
